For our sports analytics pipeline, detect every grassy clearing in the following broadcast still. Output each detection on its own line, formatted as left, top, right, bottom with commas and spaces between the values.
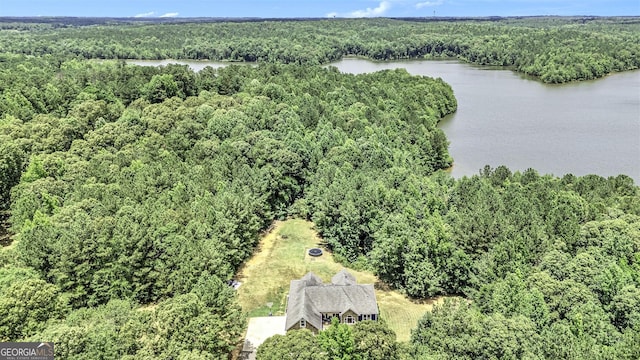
236, 219, 443, 342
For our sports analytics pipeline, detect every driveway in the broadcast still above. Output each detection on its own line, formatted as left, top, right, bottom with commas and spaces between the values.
240, 316, 286, 360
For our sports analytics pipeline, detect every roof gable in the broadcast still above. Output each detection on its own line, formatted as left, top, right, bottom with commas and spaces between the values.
331, 269, 357, 286
301, 272, 323, 286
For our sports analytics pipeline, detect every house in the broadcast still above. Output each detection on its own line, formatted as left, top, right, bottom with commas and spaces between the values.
285, 270, 379, 333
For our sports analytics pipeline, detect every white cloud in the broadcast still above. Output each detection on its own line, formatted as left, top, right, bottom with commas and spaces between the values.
349, 1, 392, 17
329, 0, 446, 18
416, 0, 444, 8
159, 12, 179, 18
134, 11, 155, 18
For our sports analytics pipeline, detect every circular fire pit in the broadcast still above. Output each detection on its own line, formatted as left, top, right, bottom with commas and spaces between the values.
308, 248, 323, 257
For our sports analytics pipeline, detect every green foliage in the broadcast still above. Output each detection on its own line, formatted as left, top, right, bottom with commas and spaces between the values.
351, 320, 399, 360
0, 20, 637, 358
0, 18, 638, 83
148, 286, 244, 358
30, 276, 244, 359
257, 330, 325, 360
407, 172, 639, 358
31, 300, 149, 360
2, 62, 455, 309
371, 212, 470, 298
0, 266, 39, 289
477, 271, 551, 328
143, 74, 179, 103
0, 277, 68, 341
610, 285, 640, 330
403, 167, 639, 359
20, 156, 47, 183
318, 318, 357, 360
0, 141, 25, 209
411, 299, 543, 359
259, 320, 400, 360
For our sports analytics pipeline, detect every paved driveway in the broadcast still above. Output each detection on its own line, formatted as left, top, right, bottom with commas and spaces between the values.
240, 316, 286, 360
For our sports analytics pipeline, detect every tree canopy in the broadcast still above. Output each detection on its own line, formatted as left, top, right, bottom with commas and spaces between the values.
1, 17, 639, 83
0, 17, 638, 359
258, 319, 400, 360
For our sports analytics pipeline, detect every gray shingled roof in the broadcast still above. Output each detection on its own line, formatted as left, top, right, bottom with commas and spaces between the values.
306, 283, 378, 314
285, 270, 378, 331
331, 269, 356, 286
286, 272, 324, 331
301, 272, 323, 286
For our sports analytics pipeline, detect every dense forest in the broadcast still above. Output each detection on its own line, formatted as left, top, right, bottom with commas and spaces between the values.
1, 17, 639, 83
0, 17, 639, 359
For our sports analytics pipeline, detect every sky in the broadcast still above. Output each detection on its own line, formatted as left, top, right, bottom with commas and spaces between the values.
1, 0, 638, 18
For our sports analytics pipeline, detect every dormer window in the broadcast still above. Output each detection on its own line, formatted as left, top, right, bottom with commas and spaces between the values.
300, 319, 306, 328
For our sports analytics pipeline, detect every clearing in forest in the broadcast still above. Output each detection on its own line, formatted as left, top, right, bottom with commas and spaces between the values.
236, 219, 445, 342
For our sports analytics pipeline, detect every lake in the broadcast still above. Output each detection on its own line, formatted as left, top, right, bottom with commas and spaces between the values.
129, 58, 640, 182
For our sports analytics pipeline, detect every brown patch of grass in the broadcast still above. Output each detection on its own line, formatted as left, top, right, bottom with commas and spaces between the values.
236, 219, 450, 342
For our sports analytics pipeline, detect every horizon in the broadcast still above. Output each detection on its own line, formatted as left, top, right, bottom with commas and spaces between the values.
2, 15, 640, 20
1, 1, 638, 18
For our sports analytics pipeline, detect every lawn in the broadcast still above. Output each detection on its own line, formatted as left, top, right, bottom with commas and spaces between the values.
236, 219, 445, 342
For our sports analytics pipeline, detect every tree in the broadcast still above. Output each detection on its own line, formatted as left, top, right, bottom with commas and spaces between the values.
30, 299, 150, 360
143, 74, 179, 103
0, 278, 67, 341
351, 320, 399, 360
146, 275, 245, 358
411, 299, 542, 359
0, 141, 25, 210
610, 285, 640, 331
317, 318, 356, 360
257, 330, 324, 360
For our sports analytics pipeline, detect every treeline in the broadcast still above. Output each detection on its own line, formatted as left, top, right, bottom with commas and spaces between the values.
0, 58, 455, 357
312, 163, 640, 358
1, 17, 639, 83
408, 171, 640, 358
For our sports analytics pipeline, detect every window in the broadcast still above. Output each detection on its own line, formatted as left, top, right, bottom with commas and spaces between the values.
362, 314, 371, 321
344, 315, 355, 324
300, 319, 306, 328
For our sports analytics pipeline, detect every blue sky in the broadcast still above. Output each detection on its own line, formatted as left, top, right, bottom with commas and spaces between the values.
1, 0, 638, 18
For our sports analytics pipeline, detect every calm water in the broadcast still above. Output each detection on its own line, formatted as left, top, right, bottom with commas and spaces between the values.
130, 58, 640, 182
332, 59, 640, 182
